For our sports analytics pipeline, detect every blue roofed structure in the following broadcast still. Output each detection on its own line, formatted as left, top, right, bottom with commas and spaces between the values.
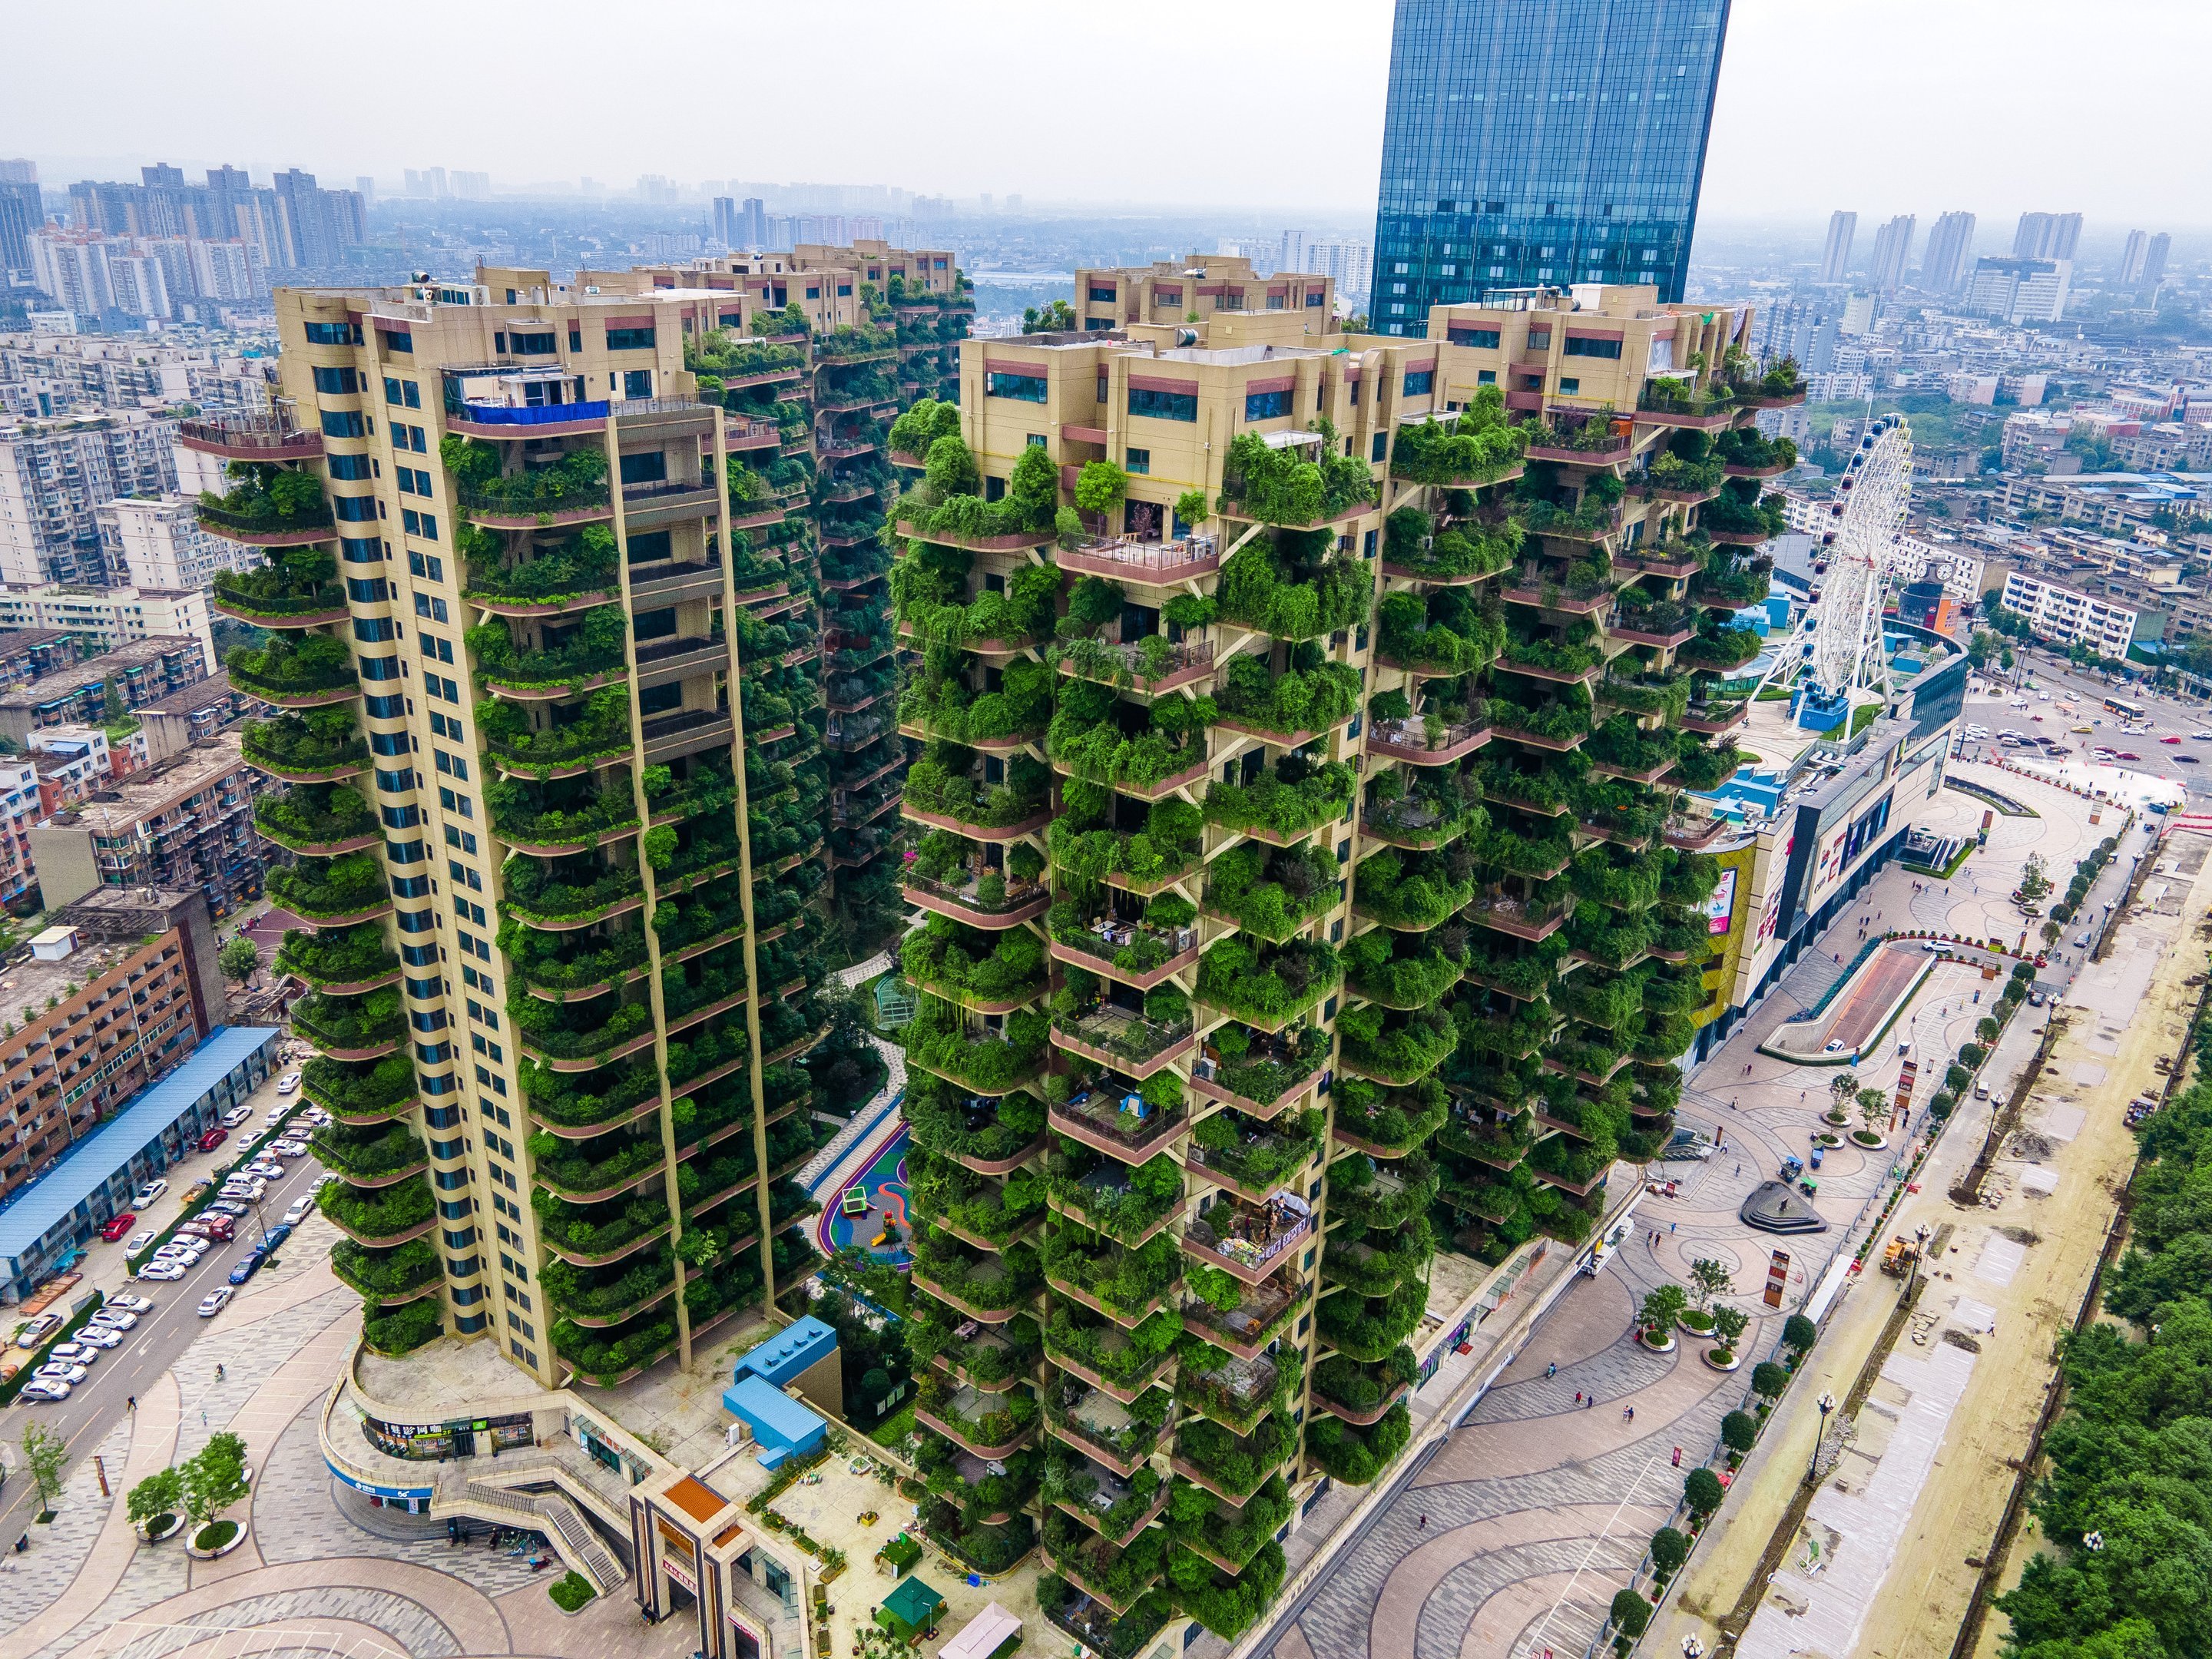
0, 1025, 281, 1301
722, 1314, 841, 1468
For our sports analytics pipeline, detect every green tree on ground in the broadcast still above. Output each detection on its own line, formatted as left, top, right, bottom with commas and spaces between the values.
21, 1422, 68, 1514
217, 937, 261, 985
127, 1466, 184, 1532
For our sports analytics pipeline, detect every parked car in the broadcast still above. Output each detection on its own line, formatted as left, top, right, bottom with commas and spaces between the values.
100, 1212, 138, 1241
2161, 735, 2184, 745
271, 1139, 310, 1158
197, 1128, 228, 1153
208, 1200, 249, 1218
2120, 751, 2142, 761
50, 1340, 101, 1363
2183, 754, 2202, 764
197, 1286, 234, 1316
314, 1172, 339, 1190
125, 1230, 157, 1254
276, 1073, 300, 1095
262, 1222, 294, 1252
63, 1326, 119, 1349
13, 1311, 65, 1348
137, 1260, 187, 1281
34, 1362, 88, 1385
88, 1307, 137, 1330
131, 1178, 167, 1207
226, 1254, 264, 1286
107, 1293, 152, 1313
221, 1105, 253, 1128
18, 1379, 71, 1402
281, 1198, 314, 1227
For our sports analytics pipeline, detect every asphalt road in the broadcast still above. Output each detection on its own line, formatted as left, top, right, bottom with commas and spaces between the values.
0, 1111, 324, 1545
1965, 650, 2212, 801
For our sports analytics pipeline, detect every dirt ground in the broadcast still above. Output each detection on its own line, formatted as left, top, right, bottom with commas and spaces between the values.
1654, 830, 2212, 1659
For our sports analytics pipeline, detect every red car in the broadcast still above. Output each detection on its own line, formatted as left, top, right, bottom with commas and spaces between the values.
197, 1127, 228, 1153
2161, 735, 2184, 745
2118, 751, 2142, 761
99, 1212, 137, 1241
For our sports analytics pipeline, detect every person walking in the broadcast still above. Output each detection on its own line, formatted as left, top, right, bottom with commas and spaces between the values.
1546, 1362, 1558, 1379
1671, 1446, 1682, 1468
126, 1395, 136, 1412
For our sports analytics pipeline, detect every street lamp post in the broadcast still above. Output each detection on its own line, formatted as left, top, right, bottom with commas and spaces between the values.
1810, 1392, 1836, 1485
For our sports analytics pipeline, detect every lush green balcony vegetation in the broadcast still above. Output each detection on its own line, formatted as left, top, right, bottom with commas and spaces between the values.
908, 998, 1050, 1093
905, 916, 1047, 1005
469, 606, 628, 692
1352, 845, 1476, 929
1714, 426, 1799, 471
256, 783, 374, 849
243, 709, 368, 778
1195, 938, 1341, 1028
1048, 680, 1210, 790
444, 435, 608, 515
1215, 650, 1361, 737
200, 464, 333, 537
276, 922, 398, 988
1344, 927, 1467, 1008
906, 1072, 1048, 1165
267, 852, 387, 920
291, 989, 402, 1052
462, 525, 618, 604
1338, 1002, 1456, 1083
1214, 535, 1371, 638
1049, 788, 1200, 889
1304, 1399, 1414, 1483
227, 631, 355, 699
899, 655, 1055, 743
1388, 391, 1527, 485
1376, 588, 1505, 675
1333, 1076, 1449, 1156
488, 777, 639, 849
1203, 840, 1339, 941
905, 743, 1051, 827
1204, 757, 1356, 839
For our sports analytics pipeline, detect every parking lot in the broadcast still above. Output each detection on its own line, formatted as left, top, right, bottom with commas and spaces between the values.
0, 1048, 326, 1541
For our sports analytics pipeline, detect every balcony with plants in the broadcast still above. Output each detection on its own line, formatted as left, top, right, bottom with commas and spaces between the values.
903, 741, 1051, 836
1326, 1147, 1438, 1233
1486, 682, 1594, 751
1360, 762, 1488, 852
488, 772, 638, 853
1304, 1396, 1413, 1483
312, 1121, 428, 1186
1497, 618, 1605, 686
1583, 714, 1678, 783
227, 631, 356, 706
198, 464, 334, 545
531, 1173, 673, 1267
1217, 419, 1374, 529
1676, 622, 1762, 674
1351, 843, 1475, 932
1184, 1105, 1323, 1209
320, 1173, 436, 1246
1379, 505, 1520, 585
917, 1432, 1043, 1529
1314, 1254, 1426, 1362
243, 707, 368, 783
1594, 671, 1693, 722
528, 1115, 668, 1204
1175, 1336, 1296, 1439
1637, 435, 1725, 500
301, 1053, 413, 1124
904, 1070, 1048, 1171
460, 522, 619, 611
538, 1241, 679, 1328
1375, 588, 1505, 677
255, 782, 375, 853
1200, 840, 1338, 943
1047, 1144, 1184, 1245
1043, 1220, 1184, 1326
910, 1215, 1045, 1323
1515, 464, 1624, 541
1214, 649, 1361, 745
1171, 1407, 1295, 1505
508, 971, 657, 1068
1168, 1472, 1290, 1577
899, 653, 1055, 747
1046, 680, 1210, 798
469, 605, 628, 697
1049, 973, 1195, 1081
495, 853, 644, 935
1321, 1202, 1433, 1298
1607, 596, 1697, 649
1691, 545, 1773, 610
1313, 1344, 1419, 1427
1714, 426, 1799, 476
1191, 1022, 1328, 1118
1203, 753, 1356, 845
1521, 407, 1634, 464
1044, 789, 1200, 902
687, 330, 806, 398
910, 1302, 1041, 1393
1344, 923, 1468, 1010
1461, 929, 1562, 999
330, 1235, 439, 1304
1389, 392, 1528, 486
275, 921, 398, 991
1044, 1371, 1171, 1474
906, 830, 1049, 926
893, 438, 1065, 551
1044, 1300, 1180, 1398
479, 690, 637, 778
1728, 355, 1804, 405
1048, 892, 1196, 989
444, 433, 610, 520
1337, 1000, 1456, 1086
902, 916, 1046, 1013
266, 851, 389, 926
291, 988, 402, 1059
1698, 479, 1787, 544
1171, 1536, 1288, 1641
1045, 1449, 1166, 1547
1213, 535, 1369, 648
914, 1371, 1041, 1459
1042, 1511, 1167, 1615
1194, 935, 1339, 1034
1636, 376, 1739, 420
1181, 1256, 1310, 1359
1331, 1075, 1450, 1159
911, 1149, 1045, 1251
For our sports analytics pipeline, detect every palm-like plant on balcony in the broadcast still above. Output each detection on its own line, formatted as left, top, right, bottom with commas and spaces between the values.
1214, 531, 1371, 638
1389, 389, 1527, 485
1351, 843, 1475, 929
1338, 1002, 1457, 1081
1376, 587, 1505, 675
1343, 926, 1469, 1008
1218, 419, 1373, 527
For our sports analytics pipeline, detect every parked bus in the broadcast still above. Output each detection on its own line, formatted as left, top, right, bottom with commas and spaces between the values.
2106, 696, 2146, 721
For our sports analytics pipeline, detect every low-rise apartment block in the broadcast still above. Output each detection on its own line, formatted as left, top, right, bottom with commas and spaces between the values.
1999, 470, 2212, 534
0, 634, 209, 743
137, 669, 249, 762
0, 584, 216, 671
1075, 252, 1336, 333
0, 757, 37, 909
0, 884, 225, 1205
97, 492, 254, 591
0, 410, 180, 586
0, 629, 82, 690
1999, 568, 2147, 658
29, 733, 262, 914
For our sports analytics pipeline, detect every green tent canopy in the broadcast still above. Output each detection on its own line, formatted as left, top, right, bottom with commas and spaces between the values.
877, 1575, 945, 1641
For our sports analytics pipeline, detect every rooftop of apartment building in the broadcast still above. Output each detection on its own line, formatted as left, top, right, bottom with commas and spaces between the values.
137, 667, 238, 717
0, 908, 177, 1022
0, 634, 201, 712
0, 630, 78, 662
44, 734, 247, 831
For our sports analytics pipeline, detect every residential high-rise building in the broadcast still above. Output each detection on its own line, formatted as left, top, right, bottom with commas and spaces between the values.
1075, 253, 1335, 330
1818, 210, 1857, 283
1965, 256, 2071, 324
0, 581, 215, 669
28, 733, 265, 912
0, 177, 41, 274
405, 167, 449, 199
2142, 231, 2171, 287
28, 230, 114, 315
2119, 229, 2171, 287
711, 197, 739, 248
0, 409, 180, 585
1304, 236, 1375, 304
1369, 0, 1733, 332
877, 281, 1781, 1620
270, 169, 367, 270
0, 161, 35, 186
356, 176, 376, 204
1920, 210, 1975, 292
200, 250, 963, 1385
96, 492, 254, 591
451, 171, 492, 201
2013, 210, 2083, 261
68, 167, 286, 271
1866, 214, 1915, 292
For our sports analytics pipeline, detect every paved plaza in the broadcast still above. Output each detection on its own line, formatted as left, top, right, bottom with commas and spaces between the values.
1253, 761, 2137, 1659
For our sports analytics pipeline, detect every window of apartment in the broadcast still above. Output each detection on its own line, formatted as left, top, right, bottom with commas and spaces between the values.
445, 825, 478, 856
407, 551, 445, 582
401, 508, 439, 541
439, 786, 474, 820
379, 328, 412, 354
304, 321, 361, 346
1088, 286, 1116, 303
320, 409, 365, 439
1477, 369, 1497, 386
605, 325, 656, 351
805, 287, 820, 300
1371, 432, 1388, 462
327, 452, 373, 481
509, 331, 556, 355
414, 593, 449, 624
1447, 326, 1502, 348
1403, 369, 1435, 397
985, 371, 1047, 403
1564, 336, 1623, 359
1128, 387, 1197, 422
421, 632, 454, 664
1244, 389, 1292, 422
1558, 377, 1581, 396
310, 366, 358, 396
1124, 448, 1149, 475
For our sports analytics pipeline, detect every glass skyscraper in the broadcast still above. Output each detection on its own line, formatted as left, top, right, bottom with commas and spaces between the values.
1370, 0, 1732, 332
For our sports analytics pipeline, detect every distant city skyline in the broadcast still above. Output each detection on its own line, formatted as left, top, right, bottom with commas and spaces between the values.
6, 0, 2210, 224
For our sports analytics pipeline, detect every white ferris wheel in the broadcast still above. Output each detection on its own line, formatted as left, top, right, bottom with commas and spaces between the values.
1799, 415, 1912, 721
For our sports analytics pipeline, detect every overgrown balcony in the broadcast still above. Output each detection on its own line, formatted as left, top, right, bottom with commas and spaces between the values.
275, 922, 399, 992
1042, 1512, 1168, 1617
1051, 794, 1203, 897
255, 783, 376, 853
1351, 846, 1475, 931
1194, 937, 1339, 1034
1304, 1397, 1414, 1479
911, 1151, 1045, 1250
912, 1304, 1041, 1393
1217, 427, 1374, 532
312, 1124, 428, 1186
904, 1072, 1048, 1173
1045, 1375, 1171, 1473
1184, 1108, 1323, 1206
1344, 926, 1467, 1010
1169, 1475, 1290, 1575
1190, 1024, 1330, 1119
320, 1176, 436, 1247
1047, 1147, 1184, 1245
897, 657, 1055, 748
472, 608, 628, 697
1048, 988, 1196, 1081
266, 851, 390, 926
914, 1374, 1040, 1459
290, 989, 402, 1060
1046, 683, 1208, 798
500, 852, 645, 929
1048, 895, 1197, 992
905, 834, 1050, 928
902, 745, 1051, 837
903, 916, 1048, 1012
1045, 1451, 1167, 1548
1338, 1002, 1456, 1084
488, 776, 640, 854
542, 1246, 678, 1327
1325, 1152, 1438, 1232
1330, 1075, 1450, 1158
1321, 1210, 1433, 1300
1375, 588, 1504, 676
1203, 757, 1356, 845
462, 526, 619, 613
1360, 769, 1485, 851
1043, 1227, 1184, 1326
1181, 1264, 1310, 1360
197, 472, 336, 547
534, 1184, 674, 1267
227, 633, 357, 705
1171, 1412, 1296, 1505
917, 1434, 1042, 1528
907, 999, 1049, 1094
242, 710, 368, 783
1214, 653, 1361, 745
1044, 1303, 1178, 1399
302, 1055, 413, 1123
1389, 400, 1527, 488
1176, 1343, 1296, 1436
330, 1237, 440, 1304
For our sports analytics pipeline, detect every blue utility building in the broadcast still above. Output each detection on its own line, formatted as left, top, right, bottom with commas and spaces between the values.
721, 1315, 842, 1469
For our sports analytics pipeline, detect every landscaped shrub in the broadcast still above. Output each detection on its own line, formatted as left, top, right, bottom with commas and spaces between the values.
1610, 1588, 1651, 1641
1721, 1411, 1757, 1453
1650, 1525, 1690, 1578
1782, 1313, 1816, 1353
1750, 1360, 1790, 1398
549, 1570, 597, 1611
1684, 1467, 1724, 1517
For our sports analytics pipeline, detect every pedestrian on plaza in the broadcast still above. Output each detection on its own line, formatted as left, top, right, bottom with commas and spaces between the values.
1419, 1515, 1427, 1529
127, 1395, 136, 1412
1672, 1446, 1682, 1467
1587, 1396, 1594, 1409
1735, 1163, 1742, 1177
1624, 1405, 1635, 1422
1575, 1391, 1584, 1405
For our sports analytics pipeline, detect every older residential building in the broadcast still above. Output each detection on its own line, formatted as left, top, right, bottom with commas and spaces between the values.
1999, 568, 2145, 658
96, 492, 253, 591
0, 634, 209, 743
136, 669, 249, 762
0, 629, 82, 690
0, 884, 224, 1205
0, 410, 180, 585
0, 756, 38, 907
29, 733, 262, 913
1963, 257, 2071, 325
0, 583, 215, 670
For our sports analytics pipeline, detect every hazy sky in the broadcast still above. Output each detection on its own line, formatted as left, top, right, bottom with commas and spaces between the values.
8, 0, 2207, 231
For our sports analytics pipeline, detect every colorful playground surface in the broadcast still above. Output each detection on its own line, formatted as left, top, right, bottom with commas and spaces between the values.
816, 1114, 912, 1267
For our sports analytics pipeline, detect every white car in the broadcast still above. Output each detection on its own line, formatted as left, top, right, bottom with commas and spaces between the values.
34, 1362, 88, 1385
71, 1326, 122, 1349
221, 1105, 253, 1128
18, 1379, 70, 1402
137, 1261, 187, 1281
197, 1287, 233, 1317
282, 1198, 315, 1227
300, 1108, 331, 1126
247, 1161, 285, 1181
87, 1309, 136, 1331
106, 1293, 151, 1313
51, 1339, 104, 1360
276, 1073, 300, 1095
314, 1172, 339, 1190
124, 1230, 157, 1255
271, 1139, 310, 1158
224, 1178, 267, 1200
132, 1179, 169, 1207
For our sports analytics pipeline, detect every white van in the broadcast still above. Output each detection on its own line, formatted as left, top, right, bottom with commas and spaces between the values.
1973, 1081, 1991, 1101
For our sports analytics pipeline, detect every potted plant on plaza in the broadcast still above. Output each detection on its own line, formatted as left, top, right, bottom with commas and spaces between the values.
1706, 1304, 1749, 1371
1853, 1087, 1889, 1150
1639, 1283, 1687, 1352
1825, 1071, 1857, 1128
1681, 1259, 1732, 1334
183, 1432, 250, 1557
